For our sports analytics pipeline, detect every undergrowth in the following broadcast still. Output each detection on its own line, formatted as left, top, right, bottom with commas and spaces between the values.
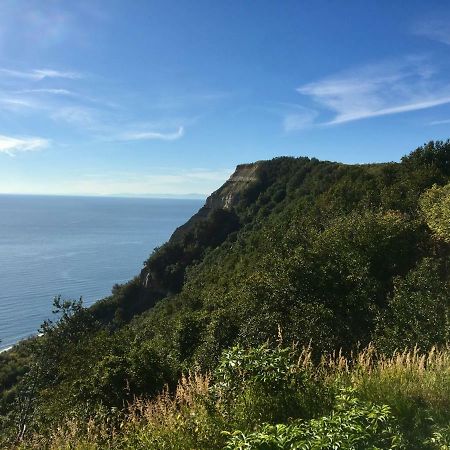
12, 344, 450, 449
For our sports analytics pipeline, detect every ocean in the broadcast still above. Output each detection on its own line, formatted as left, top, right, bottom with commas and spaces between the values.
0, 195, 203, 351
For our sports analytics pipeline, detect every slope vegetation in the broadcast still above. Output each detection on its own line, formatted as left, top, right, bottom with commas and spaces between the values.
1, 140, 450, 448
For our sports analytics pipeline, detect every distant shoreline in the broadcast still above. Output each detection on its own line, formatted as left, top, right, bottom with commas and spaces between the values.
0, 193, 207, 201
1, 332, 44, 354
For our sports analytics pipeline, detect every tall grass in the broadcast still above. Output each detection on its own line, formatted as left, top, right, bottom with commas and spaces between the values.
17, 373, 225, 450
332, 345, 450, 446
14, 345, 450, 449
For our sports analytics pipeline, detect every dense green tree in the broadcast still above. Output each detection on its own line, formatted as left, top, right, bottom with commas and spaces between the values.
375, 258, 450, 353
420, 182, 450, 243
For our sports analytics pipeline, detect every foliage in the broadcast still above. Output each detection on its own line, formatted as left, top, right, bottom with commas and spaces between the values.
213, 344, 329, 430
340, 345, 450, 448
224, 389, 404, 450
10, 344, 450, 449
375, 258, 450, 353
420, 182, 450, 243
2, 140, 450, 446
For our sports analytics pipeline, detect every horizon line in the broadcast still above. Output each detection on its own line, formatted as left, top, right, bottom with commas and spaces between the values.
0, 192, 207, 200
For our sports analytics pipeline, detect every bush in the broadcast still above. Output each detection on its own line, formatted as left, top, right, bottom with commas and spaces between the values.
225, 389, 404, 450
214, 344, 329, 429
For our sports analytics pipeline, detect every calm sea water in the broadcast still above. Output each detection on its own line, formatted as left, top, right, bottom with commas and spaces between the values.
0, 195, 203, 351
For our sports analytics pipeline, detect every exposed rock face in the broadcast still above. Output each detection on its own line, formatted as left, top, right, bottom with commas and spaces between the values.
170, 162, 261, 241
206, 163, 261, 210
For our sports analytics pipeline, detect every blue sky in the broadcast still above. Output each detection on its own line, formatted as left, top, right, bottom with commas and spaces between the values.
1, 0, 450, 196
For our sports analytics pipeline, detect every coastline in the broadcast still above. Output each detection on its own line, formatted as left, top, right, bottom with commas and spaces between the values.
0, 332, 43, 354
0, 196, 203, 360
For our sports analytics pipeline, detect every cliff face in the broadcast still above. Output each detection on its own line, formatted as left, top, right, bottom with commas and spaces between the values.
169, 162, 261, 241
205, 163, 261, 210
139, 162, 261, 292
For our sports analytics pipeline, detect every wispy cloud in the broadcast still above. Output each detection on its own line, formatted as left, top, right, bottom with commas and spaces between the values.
13, 88, 118, 111
0, 66, 189, 140
0, 68, 82, 81
50, 106, 98, 128
282, 106, 318, 131
296, 57, 450, 125
0, 97, 38, 109
0, 135, 49, 156
429, 118, 450, 125
120, 126, 185, 141
414, 17, 450, 46
15, 88, 74, 96
258, 102, 318, 132
0, 64, 192, 144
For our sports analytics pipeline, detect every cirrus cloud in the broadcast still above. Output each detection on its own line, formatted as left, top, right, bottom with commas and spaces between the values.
0, 135, 49, 156
296, 56, 450, 126
0, 68, 82, 81
283, 107, 318, 131
119, 126, 185, 141
413, 16, 450, 46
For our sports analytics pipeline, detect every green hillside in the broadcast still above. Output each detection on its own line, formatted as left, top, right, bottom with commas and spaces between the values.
2, 140, 450, 449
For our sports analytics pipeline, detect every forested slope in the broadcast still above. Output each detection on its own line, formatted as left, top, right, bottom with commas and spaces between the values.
2, 140, 450, 448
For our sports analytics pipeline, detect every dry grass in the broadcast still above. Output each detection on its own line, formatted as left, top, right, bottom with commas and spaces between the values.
322, 344, 450, 446
14, 345, 450, 449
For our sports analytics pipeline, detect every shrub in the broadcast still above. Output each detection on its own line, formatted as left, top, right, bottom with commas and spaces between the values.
224, 388, 404, 450
214, 344, 329, 429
